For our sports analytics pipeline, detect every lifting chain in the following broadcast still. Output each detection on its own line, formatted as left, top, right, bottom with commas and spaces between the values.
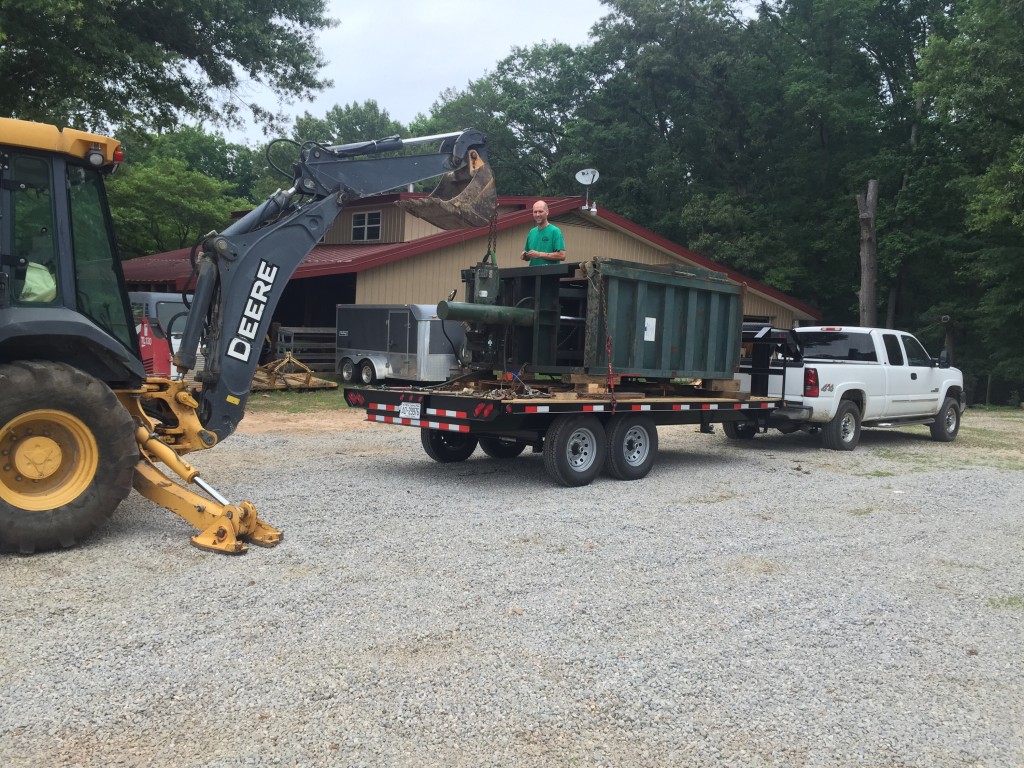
588, 267, 617, 412
485, 208, 499, 263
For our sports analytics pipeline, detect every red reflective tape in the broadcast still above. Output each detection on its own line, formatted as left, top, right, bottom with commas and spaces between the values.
427, 408, 467, 418
371, 414, 470, 433
582, 405, 606, 412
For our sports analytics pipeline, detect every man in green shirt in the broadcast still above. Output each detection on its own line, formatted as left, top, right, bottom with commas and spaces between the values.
521, 200, 566, 266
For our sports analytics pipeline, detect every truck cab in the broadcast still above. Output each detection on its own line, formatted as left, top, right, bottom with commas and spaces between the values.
734, 325, 965, 450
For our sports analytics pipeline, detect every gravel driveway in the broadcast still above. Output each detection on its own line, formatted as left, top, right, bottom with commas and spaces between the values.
3, 406, 1023, 767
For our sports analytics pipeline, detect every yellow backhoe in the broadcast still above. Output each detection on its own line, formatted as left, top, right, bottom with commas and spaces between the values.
0, 117, 496, 554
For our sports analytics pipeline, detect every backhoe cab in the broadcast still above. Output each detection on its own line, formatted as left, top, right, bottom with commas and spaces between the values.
0, 117, 496, 555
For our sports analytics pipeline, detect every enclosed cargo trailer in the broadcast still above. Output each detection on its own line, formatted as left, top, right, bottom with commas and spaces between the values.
336, 303, 465, 385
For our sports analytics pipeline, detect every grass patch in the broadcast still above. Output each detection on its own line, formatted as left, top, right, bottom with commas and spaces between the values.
693, 492, 736, 504
936, 559, 987, 571
244, 386, 350, 415
987, 595, 1024, 611
849, 507, 876, 516
855, 469, 896, 478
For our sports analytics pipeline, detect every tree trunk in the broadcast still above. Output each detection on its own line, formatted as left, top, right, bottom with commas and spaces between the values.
857, 180, 879, 327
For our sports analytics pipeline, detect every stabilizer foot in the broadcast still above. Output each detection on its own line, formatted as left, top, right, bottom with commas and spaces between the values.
191, 518, 248, 554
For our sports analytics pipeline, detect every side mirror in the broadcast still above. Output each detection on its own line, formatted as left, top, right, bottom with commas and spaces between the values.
937, 349, 951, 369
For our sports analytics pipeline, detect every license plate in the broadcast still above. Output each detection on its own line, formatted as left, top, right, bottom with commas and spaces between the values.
399, 402, 421, 419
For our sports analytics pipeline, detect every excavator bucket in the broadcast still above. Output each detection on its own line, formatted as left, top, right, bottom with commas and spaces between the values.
397, 149, 497, 230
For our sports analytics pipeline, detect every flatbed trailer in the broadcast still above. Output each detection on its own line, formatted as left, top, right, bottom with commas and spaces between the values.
343, 377, 786, 486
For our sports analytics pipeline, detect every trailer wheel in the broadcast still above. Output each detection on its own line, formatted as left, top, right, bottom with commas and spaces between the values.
543, 415, 606, 487
605, 415, 658, 481
339, 358, 356, 383
420, 429, 478, 463
478, 436, 527, 459
358, 360, 377, 385
0, 361, 138, 554
722, 420, 757, 440
929, 396, 961, 442
821, 399, 861, 451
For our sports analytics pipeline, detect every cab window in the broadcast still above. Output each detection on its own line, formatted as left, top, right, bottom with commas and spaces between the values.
882, 334, 904, 365
10, 155, 59, 303
901, 335, 931, 367
68, 166, 136, 351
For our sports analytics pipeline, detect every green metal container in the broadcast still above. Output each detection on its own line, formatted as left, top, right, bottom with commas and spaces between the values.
449, 257, 743, 381
582, 259, 743, 380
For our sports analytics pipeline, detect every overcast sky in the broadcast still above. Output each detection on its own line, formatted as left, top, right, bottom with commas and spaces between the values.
223, 0, 610, 143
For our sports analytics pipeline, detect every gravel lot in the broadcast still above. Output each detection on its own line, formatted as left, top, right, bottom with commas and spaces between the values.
3, 405, 1023, 767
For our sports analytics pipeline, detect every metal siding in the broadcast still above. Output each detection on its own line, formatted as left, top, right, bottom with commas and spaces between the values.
324, 207, 403, 245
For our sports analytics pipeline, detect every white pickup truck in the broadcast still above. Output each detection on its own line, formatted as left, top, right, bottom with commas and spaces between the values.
732, 325, 965, 450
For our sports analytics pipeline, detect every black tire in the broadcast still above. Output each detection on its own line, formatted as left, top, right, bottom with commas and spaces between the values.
0, 361, 138, 554
358, 360, 377, 385
543, 415, 606, 487
775, 423, 801, 435
930, 396, 961, 442
605, 415, 658, 481
339, 358, 356, 384
478, 436, 528, 459
723, 420, 757, 440
821, 399, 861, 451
420, 429, 478, 463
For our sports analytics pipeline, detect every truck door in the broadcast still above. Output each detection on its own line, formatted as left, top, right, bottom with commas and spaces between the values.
900, 333, 943, 416
388, 309, 412, 379
882, 333, 940, 417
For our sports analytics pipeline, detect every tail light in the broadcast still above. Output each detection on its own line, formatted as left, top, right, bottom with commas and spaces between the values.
804, 367, 819, 397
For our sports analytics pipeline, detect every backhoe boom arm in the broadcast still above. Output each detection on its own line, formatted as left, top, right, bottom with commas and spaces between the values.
173, 128, 495, 443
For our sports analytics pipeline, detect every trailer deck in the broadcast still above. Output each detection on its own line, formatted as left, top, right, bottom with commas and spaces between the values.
343, 376, 787, 486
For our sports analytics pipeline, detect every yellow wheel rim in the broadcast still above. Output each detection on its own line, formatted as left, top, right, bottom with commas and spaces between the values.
0, 409, 99, 511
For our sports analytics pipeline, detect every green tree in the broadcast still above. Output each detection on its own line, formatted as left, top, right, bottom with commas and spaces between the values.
916, 0, 1024, 383
412, 41, 603, 198
293, 100, 407, 145
107, 157, 251, 259
0, 0, 333, 133
119, 126, 266, 202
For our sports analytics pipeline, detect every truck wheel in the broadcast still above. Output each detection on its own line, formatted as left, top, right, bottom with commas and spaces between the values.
930, 396, 961, 442
478, 436, 527, 459
358, 360, 377, 385
339, 358, 356, 383
605, 415, 658, 481
722, 420, 757, 440
420, 429, 478, 463
821, 400, 861, 451
543, 415, 606, 487
0, 361, 138, 554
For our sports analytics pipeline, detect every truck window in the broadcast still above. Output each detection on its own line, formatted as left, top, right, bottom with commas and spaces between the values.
901, 334, 931, 366
155, 300, 189, 335
797, 331, 877, 362
882, 334, 904, 365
